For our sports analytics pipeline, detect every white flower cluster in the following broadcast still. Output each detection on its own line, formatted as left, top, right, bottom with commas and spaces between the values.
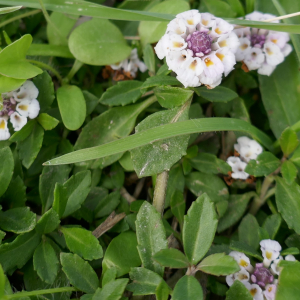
226, 239, 297, 300
154, 10, 240, 88
227, 136, 263, 180
110, 48, 148, 78
0, 81, 40, 140
234, 11, 292, 75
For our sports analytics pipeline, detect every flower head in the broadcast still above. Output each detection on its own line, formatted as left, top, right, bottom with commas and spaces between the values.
227, 156, 249, 180
234, 11, 292, 76
155, 10, 239, 88
263, 284, 277, 300
260, 239, 282, 267
226, 268, 250, 286
244, 282, 264, 300
229, 251, 253, 272
234, 136, 263, 163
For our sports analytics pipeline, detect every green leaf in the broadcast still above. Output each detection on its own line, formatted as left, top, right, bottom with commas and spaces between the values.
37, 113, 59, 131
238, 214, 260, 249
281, 160, 298, 185
218, 192, 256, 232
44, 118, 274, 166
281, 247, 300, 256
119, 152, 134, 171
155, 280, 170, 300
190, 153, 231, 175
229, 240, 263, 261
172, 275, 203, 300
18, 122, 44, 169
100, 81, 143, 106
170, 190, 185, 228
183, 194, 218, 265
226, 0, 245, 16
95, 191, 120, 218
0, 207, 36, 234
186, 172, 229, 203
0, 75, 25, 94
263, 214, 281, 240
35, 208, 60, 234
226, 280, 252, 300
60, 253, 99, 294
154, 86, 194, 109
245, 152, 280, 177
9, 120, 35, 143
92, 279, 128, 300
259, 55, 300, 138
59, 171, 92, 217
280, 128, 299, 157
61, 227, 103, 261
69, 18, 131, 66
276, 261, 300, 300
0, 231, 41, 272
131, 102, 190, 177
276, 177, 300, 234
0, 34, 42, 79
57, 85, 86, 131
153, 249, 190, 269
143, 44, 155, 75
102, 231, 141, 277
285, 233, 300, 250
33, 240, 59, 284
194, 86, 238, 102
102, 267, 117, 287
200, 0, 236, 17
0, 264, 4, 299
28, 44, 74, 58
140, 75, 181, 93
127, 267, 168, 296
139, 0, 190, 45
32, 71, 55, 112
0, 6, 21, 14
136, 202, 168, 276
197, 253, 239, 276
47, 12, 79, 46
39, 164, 71, 213
291, 145, 300, 167
0, 147, 14, 198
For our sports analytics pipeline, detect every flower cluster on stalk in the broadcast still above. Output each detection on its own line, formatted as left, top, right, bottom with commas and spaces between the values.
0, 81, 40, 140
226, 239, 297, 300
234, 11, 292, 75
226, 136, 263, 180
154, 10, 240, 88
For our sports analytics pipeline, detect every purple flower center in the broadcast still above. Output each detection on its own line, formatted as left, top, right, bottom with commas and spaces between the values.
251, 263, 274, 288
186, 31, 212, 56
0, 98, 16, 117
250, 34, 266, 48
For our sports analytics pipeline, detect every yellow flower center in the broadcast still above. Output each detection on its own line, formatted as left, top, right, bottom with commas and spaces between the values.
204, 58, 214, 67
0, 120, 5, 130
187, 19, 194, 25
216, 53, 225, 61
202, 20, 209, 26
240, 259, 248, 267
173, 41, 184, 48
215, 27, 222, 35
266, 251, 273, 260
250, 288, 257, 296
19, 105, 28, 111
189, 60, 197, 71
219, 40, 227, 48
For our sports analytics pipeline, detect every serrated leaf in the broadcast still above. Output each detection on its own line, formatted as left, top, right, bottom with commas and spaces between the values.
172, 275, 203, 300
197, 253, 239, 276
183, 194, 218, 265
281, 160, 298, 185
102, 231, 141, 277
280, 127, 299, 157
0, 147, 14, 198
186, 172, 229, 203
136, 202, 168, 276
140, 75, 181, 93
263, 214, 281, 240
194, 86, 238, 102
153, 248, 189, 268
61, 227, 103, 261
37, 113, 59, 131
143, 44, 155, 75
170, 190, 185, 228
61, 253, 99, 294
35, 208, 60, 234
155, 279, 170, 300
238, 214, 260, 249
102, 267, 117, 287
245, 152, 280, 177
92, 279, 128, 300
100, 81, 143, 106
276, 177, 300, 234
0, 207, 36, 234
33, 240, 59, 284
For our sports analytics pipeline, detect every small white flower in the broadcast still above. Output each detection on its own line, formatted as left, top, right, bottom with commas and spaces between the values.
285, 254, 296, 261
10, 112, 27, 131
264, 42, 284, 66
199, 13, 215, 28
229, 251, 254, 272
167, 18, 187, 37
211, 18, 234, 39
16, 99, 40, 119
226, 268, 250, 286
202, 53, 224, 78
12, 81, 39, 102
212, 33, 240, 53
244, 48, 265, 71
258, 62, 275, 76
198, 73, 222, 89
282, 43, 293, 57
263, 284, 277, 300
216, 48, 236, 76
234, 136, 263, 163
177, 9, 201, 33
270, 256, 283, 275
0, 118, 10, 141
235, 37, 251, 61
260, 239, 282, 267
244, 282, 264, 300
227, 157, 249, 180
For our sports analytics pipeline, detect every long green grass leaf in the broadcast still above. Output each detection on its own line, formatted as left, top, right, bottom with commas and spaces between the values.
44, 118, 274, 166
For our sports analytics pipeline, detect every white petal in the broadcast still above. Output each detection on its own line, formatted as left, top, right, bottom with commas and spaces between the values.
282, 43, 293, 57
244, 48, 265, 70
260, 239, 282, 264
258, 62, 275, 76
176, 10, 201, 33
10, 112, 27, 131
0, 118, 10, 140
155, 34, 171, 60
210, 18, 234, 39
167, 18, 187, 36
202, 53, 224, 78
16, 99, 40, 119
216, 48, 236, 76
235, 37, 251, 61
264, 42, 284, 66
285, 254, 296, 261
13, 81, 39, 102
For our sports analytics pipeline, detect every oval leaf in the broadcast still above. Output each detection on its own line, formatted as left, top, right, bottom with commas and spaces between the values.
172, 275, 203, 300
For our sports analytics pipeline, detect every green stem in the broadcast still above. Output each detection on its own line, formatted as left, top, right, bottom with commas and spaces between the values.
153, 171, 169, 216
63, 60, 84, 84
27, 59, 63, 85
6, 287, 76, 299
0, 9, 41, 29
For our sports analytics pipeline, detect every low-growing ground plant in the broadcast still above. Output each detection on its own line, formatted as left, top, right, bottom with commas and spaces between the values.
0, 0, 300, 299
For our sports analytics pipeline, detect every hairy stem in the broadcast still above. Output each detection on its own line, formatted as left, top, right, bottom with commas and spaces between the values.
0, 9, 41, 29
153, 170, 169, 216
6, 287, 76, 299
